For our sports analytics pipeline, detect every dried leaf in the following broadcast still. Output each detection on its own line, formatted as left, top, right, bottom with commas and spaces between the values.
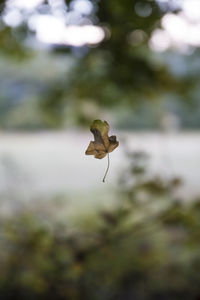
85, 120, 119, 182
85, 120, 119, 159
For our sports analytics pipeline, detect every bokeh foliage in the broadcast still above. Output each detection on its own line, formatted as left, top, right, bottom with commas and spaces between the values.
0, 0, 199, 128
0, 2, 200, 299
1, 151, 200, 299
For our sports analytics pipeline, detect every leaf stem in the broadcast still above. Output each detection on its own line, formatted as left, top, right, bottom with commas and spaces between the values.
102, 153, 110, 183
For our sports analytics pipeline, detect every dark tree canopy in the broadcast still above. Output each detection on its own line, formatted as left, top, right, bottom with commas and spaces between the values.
0, 0, 199, 127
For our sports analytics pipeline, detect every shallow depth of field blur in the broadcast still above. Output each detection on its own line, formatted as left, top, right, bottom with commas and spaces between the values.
0, 0, 200, 299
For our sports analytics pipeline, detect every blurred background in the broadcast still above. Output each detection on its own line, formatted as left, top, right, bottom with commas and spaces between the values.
0, 0, 200, 299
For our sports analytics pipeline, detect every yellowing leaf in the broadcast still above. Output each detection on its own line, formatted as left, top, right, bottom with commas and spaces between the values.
85, 120, 119, 182
85, 120, 119, 159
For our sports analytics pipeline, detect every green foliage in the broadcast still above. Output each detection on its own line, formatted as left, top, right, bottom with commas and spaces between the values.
0, 23, 31, 59
1, 152, 200, 299
0, 0, 196, 128
64, 0, 185, 110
